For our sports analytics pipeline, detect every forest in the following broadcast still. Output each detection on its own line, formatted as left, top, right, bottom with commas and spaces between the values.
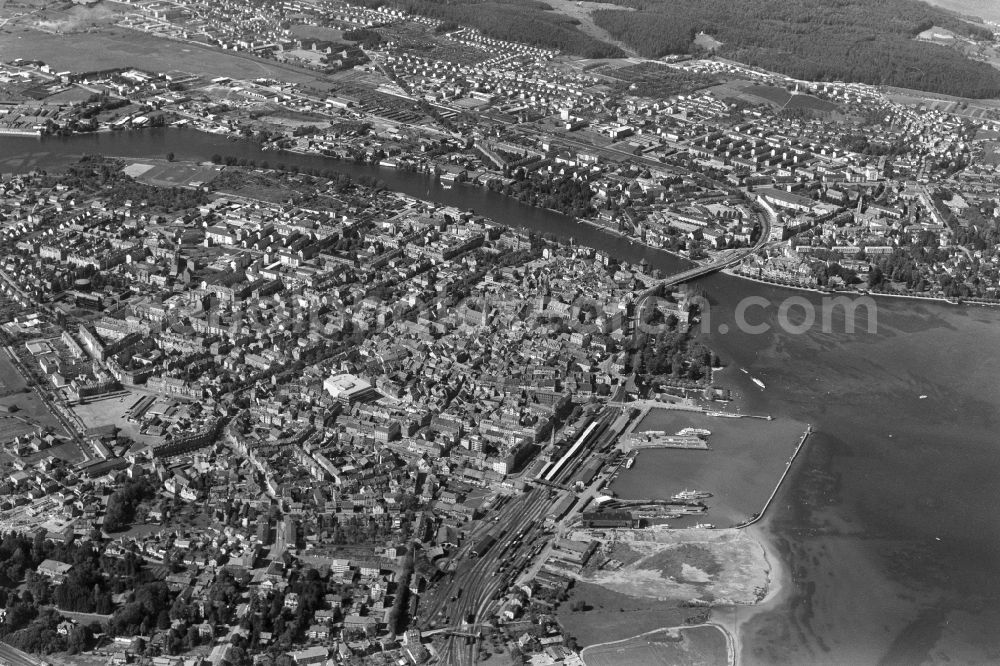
485, 172, 596, 218
589, 0, 1000, 97
353, 0, 623, 57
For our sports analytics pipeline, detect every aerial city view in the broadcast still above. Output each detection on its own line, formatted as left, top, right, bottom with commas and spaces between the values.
0, 0, 998, 664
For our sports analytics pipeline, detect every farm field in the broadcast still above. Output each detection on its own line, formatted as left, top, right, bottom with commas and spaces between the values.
885, 88, 1000, 121
0, 27, 335, 89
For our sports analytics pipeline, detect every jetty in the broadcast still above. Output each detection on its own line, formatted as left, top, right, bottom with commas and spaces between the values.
739, 424, 812, 528
621, 431, 709, 451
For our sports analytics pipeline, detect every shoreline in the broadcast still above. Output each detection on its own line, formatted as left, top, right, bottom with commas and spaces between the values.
726, 521, 790, 666
601, 409, 803, 664
575, 525, 784, 666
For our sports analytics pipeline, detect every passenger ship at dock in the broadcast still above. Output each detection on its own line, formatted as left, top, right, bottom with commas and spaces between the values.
672, 489, 712, 501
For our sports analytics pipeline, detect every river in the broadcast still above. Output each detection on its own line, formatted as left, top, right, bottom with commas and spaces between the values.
3, 129, 1000, 664
0, 128, 686, 273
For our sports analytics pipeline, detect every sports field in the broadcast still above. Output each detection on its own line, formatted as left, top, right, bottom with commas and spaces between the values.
123, 160, 222, 188
709, 79, 840, 116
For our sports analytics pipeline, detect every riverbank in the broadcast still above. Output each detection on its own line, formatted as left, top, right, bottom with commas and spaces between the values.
574, 214, 698, 266
723, 266, 1000, 308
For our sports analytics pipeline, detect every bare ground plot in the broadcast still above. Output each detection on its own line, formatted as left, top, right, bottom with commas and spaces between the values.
0, 28, 335, 90
557, 580, 704, 647
37, 85, 95, 104
4, 0, 128, 33
572, 528, 770, 605
582, 625, 729, 666
693, 33, 723, 52
71, 391, 162, 448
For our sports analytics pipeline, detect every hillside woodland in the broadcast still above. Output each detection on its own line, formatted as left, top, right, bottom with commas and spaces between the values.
592, 0, 1000, 97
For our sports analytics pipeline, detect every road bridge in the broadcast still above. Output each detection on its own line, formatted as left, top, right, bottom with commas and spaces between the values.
629, 202, 774, 337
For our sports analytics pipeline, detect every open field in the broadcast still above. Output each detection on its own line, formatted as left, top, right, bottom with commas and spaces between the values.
582, 626, 729, 666
0, 27, 336, 90
0, 351, 66, 442
558, 580, 703, 647
0, 351, 26, 393
542, 0, 636, 57
979, 142, 1000, 166
744, 85, 838, 112
288, 24, 345, 42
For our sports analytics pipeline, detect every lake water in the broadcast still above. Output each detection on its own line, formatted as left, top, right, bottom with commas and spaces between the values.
3, 130, 1000, 663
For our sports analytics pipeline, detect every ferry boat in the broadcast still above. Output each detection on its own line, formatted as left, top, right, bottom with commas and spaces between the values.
672, 489, 712, 501
625, 456, 635, 469
694, 523, 715, 529
752, 377, 765, 389
677, 427, 711, 437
